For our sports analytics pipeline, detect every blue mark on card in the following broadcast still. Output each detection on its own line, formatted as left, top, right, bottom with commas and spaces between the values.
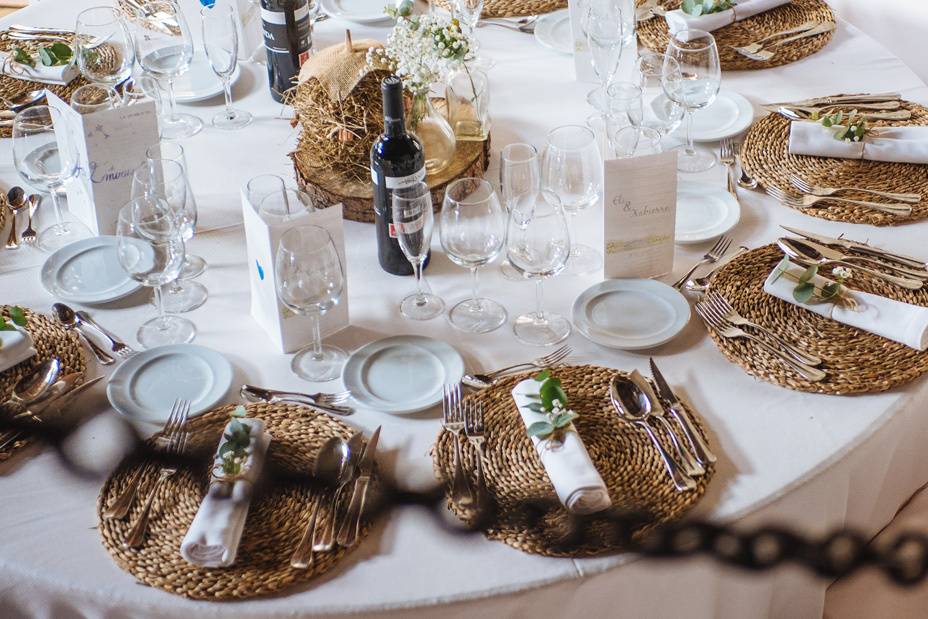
256, 260, 265, 281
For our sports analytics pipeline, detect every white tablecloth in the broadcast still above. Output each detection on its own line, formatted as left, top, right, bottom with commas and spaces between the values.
1, 2, 928, 617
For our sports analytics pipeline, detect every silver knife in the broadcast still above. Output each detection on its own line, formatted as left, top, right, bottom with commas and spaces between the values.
336, 426, 381, 547
766, 92, 902, 108
781, 226, 928, 271
649, 359, 717, 466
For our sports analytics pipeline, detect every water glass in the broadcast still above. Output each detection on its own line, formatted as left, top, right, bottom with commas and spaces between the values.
498, 142, 540, 280
275, 225, 346, 382
636, 51, 683, 136
75, 6, 135, 86
246, 174, 287, 208
70, 83, 121, 115
393, 181, 444, 320
612, 125, 663, 158
201, 3, 252, 130
440, 178, 508, 334
259, 188, 314, 222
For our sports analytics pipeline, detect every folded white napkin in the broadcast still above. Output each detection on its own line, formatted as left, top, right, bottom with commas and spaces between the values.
665, 0, 790, 35
180, 418, 272, 567
0, 328, 37, 373
511, 378, 612, 515
788, 121, 928, 165
764, 261, 928, 350
0, 52, 78, 86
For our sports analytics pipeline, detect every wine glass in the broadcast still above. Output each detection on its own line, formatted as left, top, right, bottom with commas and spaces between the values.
582, 0, 624, 117
246, 174, 287, 208
393, 181, 444, 320
201, 3, 252, 130
498, 142, 540, 281
131, 0, 202, 140
12, 106, 92, 253
506, 193, 571, 346
662, 29, 721, 172
260, 188, 313, 222
70, 83, 121, 115
541, 125, 603, 275
636, 50, 683, 137
116, 196, 195, 348
452, 0, 484, 46
75, 6, 136, 86
275, 225, 346, 382
440, 178, 508, 334
612, 125, 663, 158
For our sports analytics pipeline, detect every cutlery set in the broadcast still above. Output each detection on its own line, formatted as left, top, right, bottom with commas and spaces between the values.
442, 383, 488, 509
673, 235, 733, 290
728, 21, 835, 62
50, 302, 136, 365
3, 186, 38, 250
240, 384, 354, 417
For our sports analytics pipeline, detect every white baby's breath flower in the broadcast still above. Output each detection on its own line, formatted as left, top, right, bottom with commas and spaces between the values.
832, 266, 853, 280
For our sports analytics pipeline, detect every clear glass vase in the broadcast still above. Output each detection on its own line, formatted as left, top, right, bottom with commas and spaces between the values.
446, 65, 490, 142
409, 91, 456, 175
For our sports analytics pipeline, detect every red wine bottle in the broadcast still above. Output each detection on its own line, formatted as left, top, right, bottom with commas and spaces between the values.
371, 76, 428, 276
261, 0, 312, 103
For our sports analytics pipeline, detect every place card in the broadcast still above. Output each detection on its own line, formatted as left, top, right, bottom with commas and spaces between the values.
603, 150, 677, 278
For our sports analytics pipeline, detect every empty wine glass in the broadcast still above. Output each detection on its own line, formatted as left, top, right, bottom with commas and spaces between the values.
260, 188, 313, 222
636, 50, 683, 136
582, 0, 624, 116
662, 29, 721, 172
452, 0, 484, 38
201, 3, 252, 130
12, 106, 92, 252
131, 0, 202, 140
541, 125, 603, 275
246, 174, 287, 208
70, 83, 121, 115
440, 178, 508, 333
75, 6, 135, 86
499, 142, 540, 281
612, 125, 663, 158
393, 181, 444, 320
507, 193, 571, 346
275, 225, 346, 382
116, 196, 195, 348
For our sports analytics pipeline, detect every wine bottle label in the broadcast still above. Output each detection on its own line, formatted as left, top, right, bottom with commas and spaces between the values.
392, 214, 425, 235
372, 167, 426, 189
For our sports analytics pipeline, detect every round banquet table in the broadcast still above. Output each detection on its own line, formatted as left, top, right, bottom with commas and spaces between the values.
2, 2, 928, 618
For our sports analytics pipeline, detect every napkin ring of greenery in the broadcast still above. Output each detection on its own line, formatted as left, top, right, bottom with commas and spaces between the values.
0, 306, 27, 350
813, 109, 870, 143
681, 0, 735, 17
212, 406, 255, 482
771, 257, 858, 309
525, 370, 579, 449
10, 42, 74, 69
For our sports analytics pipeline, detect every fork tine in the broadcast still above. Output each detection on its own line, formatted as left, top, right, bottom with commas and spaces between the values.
441, 385, 450, 425
547, 346, 571, 365
452, 383, 462, 423
713, 236, 732, 259
709, 235, 727, 256
790, 175, 813, 193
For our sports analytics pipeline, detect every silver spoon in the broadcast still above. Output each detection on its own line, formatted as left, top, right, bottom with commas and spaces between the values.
51, 303, 115, 366
4, 187, 27, 250
686, 246, 750, 293
4, 89, 47, 112
737, 167, 758, 190
312, 436, 359, 551
1, 357, 61, 409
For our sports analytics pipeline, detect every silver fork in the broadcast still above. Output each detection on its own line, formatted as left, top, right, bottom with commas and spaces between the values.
672, 235, 732, 289
75, 311, 135, 358
695, 304, 826, 382
703, 292, 823, 366
720, 138, 737, 195
766, 185, 912, 217
462, 345, 572, 388
463, 400, 487, 499
442, 384, 475, 507
727, 20, 821, 55
789, 175, 921, 204
125, 399, 190, 548
19, 194, 38, 245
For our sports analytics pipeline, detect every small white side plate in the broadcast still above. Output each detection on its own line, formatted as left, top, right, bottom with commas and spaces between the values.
173, 55, 242, 103
41, 236, 141, 305
572, 279, 691, 350
535, 9, 572, 54
677, 90, 754, 142
107, 344, 233, 424
675, 181, 741, 244
320, 0, 391, 24
343, 335, 465, 415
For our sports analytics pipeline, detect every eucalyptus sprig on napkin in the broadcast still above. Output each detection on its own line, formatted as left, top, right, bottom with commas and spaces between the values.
524, 370, 579, 446
681, 0, 736, 16
0, 307, 27, 350
216, 406, 253, 479
12, 43, 73, 68
771, 257, 856, 307
814, 109, 870, 142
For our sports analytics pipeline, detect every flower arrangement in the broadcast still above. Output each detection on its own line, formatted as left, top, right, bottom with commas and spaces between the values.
772, 257, 857, 308
681, 0, 735, 16
524, 370, 579, 446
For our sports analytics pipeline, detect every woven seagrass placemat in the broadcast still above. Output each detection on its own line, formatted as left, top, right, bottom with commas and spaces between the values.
0, 306, 84, 463
741, 101, 928, 226
636, 0, 834, 71
435, 0, 565, 18
703, 244, 928, 394
432, 365, 714, 557
97, 402, 373, 600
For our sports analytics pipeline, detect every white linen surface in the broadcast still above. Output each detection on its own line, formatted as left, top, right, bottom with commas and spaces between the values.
665, 0, 789, 35
0, 52, 78, 85
0, 328, 36, 373
788, 120, 928, 164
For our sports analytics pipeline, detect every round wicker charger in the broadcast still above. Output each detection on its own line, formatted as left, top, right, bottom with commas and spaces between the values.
0, 306, 85, 462
435, 0, 565, 18
637, 0, 835, 71
432, 366, 714, 557
97, 402, 372, 600
741, 101, 928, 226
704, 245, 928, 394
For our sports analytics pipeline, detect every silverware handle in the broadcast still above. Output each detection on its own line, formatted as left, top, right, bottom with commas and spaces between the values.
669, 406, 717, 465
314, 487, 344, 551
849, 247, 928, 271
770, 22, 835, 47
0, 431, 23, 451
76, 328, 115, 365
756, 20, 821, 44
270, 394, 353, 416
821, 196, 912, 217
472, 441, 488, 497
125, 475, 165, 548
290, 500, 321, 569
843, 188, 921, 203
637, 421, 696, 492
834, 259, 923, 290
673, 258, 710, 289
840, 254, 928, 279
337, 476, 370, 547
745, 321, 823, 366
450, 436, 473, 505
741, 332, 827, 382
5, 208, 18, 249
77, 312, 124, 352
103, 465, 147, 520
486, 361, 538, 378
462, 375, 491, 389
651, 415, 704, 477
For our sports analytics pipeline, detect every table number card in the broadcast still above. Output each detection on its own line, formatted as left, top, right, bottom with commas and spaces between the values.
603, 150, 678, 278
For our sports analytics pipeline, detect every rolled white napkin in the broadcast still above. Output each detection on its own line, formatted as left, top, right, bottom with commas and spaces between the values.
764, 261, 928, 350
788, 121, 928, 165
0, 328, 36, 373
511, 378, 612, 515
0, 52, 78, 86
665, 0, 790, 35
180, 418, 272, 567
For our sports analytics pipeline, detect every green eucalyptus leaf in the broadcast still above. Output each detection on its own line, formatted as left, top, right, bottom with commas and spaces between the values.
539, 378, 567, 411
38, 47, 56, 67
48, 43, 72, 61
0, 320, 16, 332
793, 283, 815, 303
527, 421, 555, 438
681, 0, 697, 14
554, 412, 578, 429
821, 115, 833, 127
12, 47, 34, 67
533, 369, 550, 382
799, 265, 818, 283
230, 405, 247, 418
219, 442, 237, 458
771, 257, 791, 282
9, 307, 26, 327
526, 402, 544, 413
820, 283, 841, 300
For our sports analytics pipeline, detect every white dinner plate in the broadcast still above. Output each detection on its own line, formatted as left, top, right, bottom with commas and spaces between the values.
40, 236, 141, 305
676, 90, 754, 142
572, 279, 691, 350
172, 55, 242, 103
342, 335, 465, 415
675, 181, 741, 244
534, 9, 572, 54
320, 0, 391, 24
107, 344, 233, 424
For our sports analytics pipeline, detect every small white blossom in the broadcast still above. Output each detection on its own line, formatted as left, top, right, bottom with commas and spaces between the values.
832, 266, 853, 280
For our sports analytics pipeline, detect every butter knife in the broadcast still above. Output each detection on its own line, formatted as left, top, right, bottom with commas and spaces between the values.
781, 226, 928, 271
336, 426, 380, 547
767, 92, 902, 108
649, 359, 716, 466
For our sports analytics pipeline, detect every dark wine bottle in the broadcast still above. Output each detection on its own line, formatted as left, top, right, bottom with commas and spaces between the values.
371, 76, 428, 276
261, 0, 312, 103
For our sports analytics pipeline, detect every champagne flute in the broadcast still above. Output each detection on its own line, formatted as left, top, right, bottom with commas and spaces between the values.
636, 51, 683, 137
393, 181, 444, 320
201, 3, 252, 130
275, 225, 346, 382
498, 142, 540, 281
75, 6, 136, 86
12, 106, 91, 253
582, 0, 624, 116
131, 0, 203, 140
507, 193, 571, 346
440, 178, 508, 334
662, 29, 721, 172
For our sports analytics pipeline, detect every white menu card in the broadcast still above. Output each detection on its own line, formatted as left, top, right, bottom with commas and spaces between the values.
603, 150, 678, 278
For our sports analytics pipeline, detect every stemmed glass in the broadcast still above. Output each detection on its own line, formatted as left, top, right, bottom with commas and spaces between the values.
662, 29, 721, 172
75, 6, 135, 86
498, 142, 540, 281
440, 178, 508, 334
507, 193, 571, 346
131, 0, 202, 140
12, 106, 91, 252
612, 125, 663, 158
275, 225, 346, 382
201, 3, 252, 130
70, 84, 121, 115
452, 0, 484, 53
116, 196, 195, 348
582, 1, 624, 117
636, 51, 683, 137
393, 181, 444, 320
246, 174, 287, 208
541, 125, 603, 275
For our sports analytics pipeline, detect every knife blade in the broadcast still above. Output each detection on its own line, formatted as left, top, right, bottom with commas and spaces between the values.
777, 237, 924, 290
649, 359, 716, 466
781, 226, 928, 271
336, 426, 381, 547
